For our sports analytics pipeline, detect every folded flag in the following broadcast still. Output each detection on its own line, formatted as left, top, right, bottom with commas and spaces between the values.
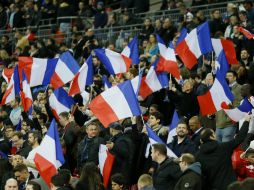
156, 34, 180, 79
121, 36, 139, 65
223, 98, 253, 122
2, 68, 14, 83
197, 73, 234, 115
50, 51, 80, 89
238, 26, 254, 39
89, 80, 141, 127
49, 88, 75, 120
69, 55, 93, 96
99, 144, 115, 188
102, 75, 112, 90
94, 48, 131, 75
167, 110, 179, 143
212, 38, 237, 65
139, 59, 168, 99
34, 119, 65, 186
20, 70, 33, 112
1, 65, 20, 105
146, 124, 177, 158
175, 22, 213, 69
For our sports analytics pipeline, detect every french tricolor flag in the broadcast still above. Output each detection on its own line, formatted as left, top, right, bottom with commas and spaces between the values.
34, 119, 65, 186
18, 57, 58, 87
223, 98, 253, 122
20, 70, 33, 113
50, 51, 80, 89
2, 68, 14, 83
156, 34, 180, 79
69, 55, 93, 96
99, 144, 115, 188
214, 50, 229, 77
94, 49, 131, 75
238, 27, 254, 39
212, 38, 237, 65
175, 22, 213, 69
139, 59, 168, 99
49, 88, 75, 120
1, 66, 20, 105
146, 124, 177, 158
89, 80, 141, 127
131, 69, 143, 97
197, 73, 234, 115
121, 36, 140, 65
167, 110, 179, 144
102, 75, 112, 90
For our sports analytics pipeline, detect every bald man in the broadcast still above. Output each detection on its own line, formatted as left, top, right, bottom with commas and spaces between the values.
5, 178, 18, 190
189, 116, 204, 148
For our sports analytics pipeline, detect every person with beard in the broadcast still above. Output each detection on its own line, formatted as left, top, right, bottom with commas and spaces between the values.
240, 49, 253, 69
167, 121, 197, 157
24, 131, 41, 178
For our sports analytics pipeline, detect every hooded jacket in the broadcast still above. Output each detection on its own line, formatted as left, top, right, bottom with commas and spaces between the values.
174, 162, 202, 190
196, 121, 249, 190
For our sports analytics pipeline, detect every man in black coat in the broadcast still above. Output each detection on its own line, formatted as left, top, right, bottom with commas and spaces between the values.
189, 116, 204, 148
196, 115, 251, 190
168, 121, 197, 157
174, 153, 202, 190
151, 143, 182, 190
106, 122, 135, 186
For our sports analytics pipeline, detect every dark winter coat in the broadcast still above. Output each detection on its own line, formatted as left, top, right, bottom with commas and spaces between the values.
174, 162, 202, 190
153, 158, 182, 190
196, 121, 249, 190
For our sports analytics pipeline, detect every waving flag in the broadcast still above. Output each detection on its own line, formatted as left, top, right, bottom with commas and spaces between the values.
223, 98, 253, 122
167, 110, 179, 143
169, 27, 188, 49
146, 125, 177, 158
18, 57, 58, 87
89, 80, 141, 127
131, 69, 143, 97
238, 27, 254, 39
197, 73, 234, 115
34, 119, 65, 186
121, 36, 139, 65
94, 49, 131, 75
2, 68, 14, 83
156, 34, 180, 79
99, 144, 115, 188
49, 88, 75, 119
212, 38, 237, 65
50, 51, 80, 89
1, 66, 20, 105
139, 59, 168, 99
102, 75, 112, 90
214, 49, 230, 77
20, 70, 33, 112
175, 22, 213, 69
69, 55, 93, 96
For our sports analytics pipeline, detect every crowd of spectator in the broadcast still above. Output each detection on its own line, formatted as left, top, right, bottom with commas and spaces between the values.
1, 0, 254, 190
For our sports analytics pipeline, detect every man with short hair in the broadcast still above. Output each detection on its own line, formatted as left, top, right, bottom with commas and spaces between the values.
4, 178, 18, 190
12, 132, 31, 158
168, 121, 197, 157
240, 49, 253, 69
174, 153, 202, 190
137, 174, 155, 190
189, 116, 204, 148
151, 143, 181, 190
196, 115, 251, 190
9, 97, 22, 127
14, 164, 34, 190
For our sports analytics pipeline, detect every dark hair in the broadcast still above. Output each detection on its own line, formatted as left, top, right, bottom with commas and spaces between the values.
227, 70, 238, 78
80, 162, 103, 190
111, 173, 126, 187
59, 112, 69, 119
28, 130, 42, 144
152, 143, 167, 156
27, 181, 41, 190
38, 113, 48, 124
58, 169, 71, 186
200, 128, 214, 143
241, 178, 254, 190
13, 131, 24, 139
149, 111, 163, 123
51, 173, 66, 187
13, 164, 28, 173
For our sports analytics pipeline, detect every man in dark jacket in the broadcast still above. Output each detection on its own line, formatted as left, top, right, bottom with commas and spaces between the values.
168, 121, 197, 157
174, 153, 202, 190
151, 143, 182, 190
106, 122, 135, 186
77, 122, 105, 173
196, 114, 251, 190
189, 116, 204, 148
